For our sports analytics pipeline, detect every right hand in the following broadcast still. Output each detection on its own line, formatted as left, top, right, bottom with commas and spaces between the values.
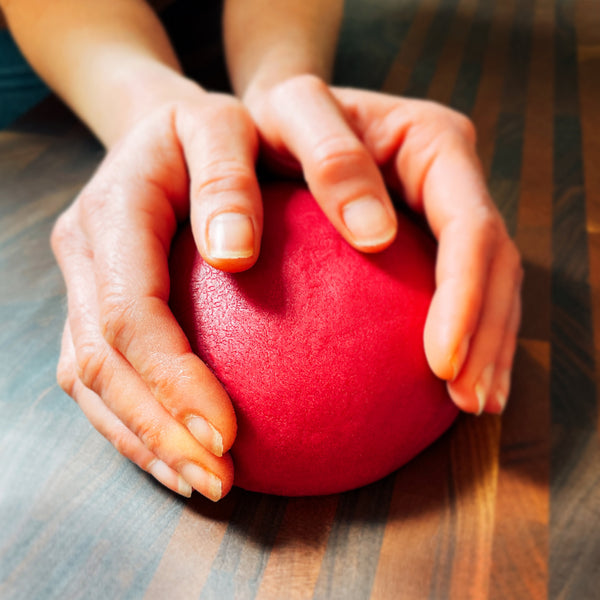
51, 86, 265, 500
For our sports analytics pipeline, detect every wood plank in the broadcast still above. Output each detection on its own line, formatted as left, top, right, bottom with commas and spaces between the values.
490, 340, 550, 600
550, 1, 599, 597
312, 477, 395, 600
447, 416, 501, 599
427, 0, 480, 106
143, 494, 236, 599
575, 0, 600, 433
255, 496, 338, 600
469, 0, 517, 176
382, 0, 441, 95
369, 434, 454, 599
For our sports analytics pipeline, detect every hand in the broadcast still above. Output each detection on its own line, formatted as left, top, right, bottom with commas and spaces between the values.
243, 76, 522, 415
51, 88, 266, 499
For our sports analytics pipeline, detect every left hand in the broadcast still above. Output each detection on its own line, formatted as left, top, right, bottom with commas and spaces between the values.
243, 76, 523, 415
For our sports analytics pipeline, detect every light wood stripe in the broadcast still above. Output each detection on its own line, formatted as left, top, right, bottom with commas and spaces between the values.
448, 416, 501, 599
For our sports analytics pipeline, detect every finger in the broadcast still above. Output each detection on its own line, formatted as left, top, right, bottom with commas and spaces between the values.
400, 117, 507, 382
446, 240, 523, 414
59, 322, 192, 497
265, 75, 398, 252
484, 290, 522, 414
329, 91, 501, 381
72, 149, 237, 457
52, 217, 233, 501
176, 97, 263, 272
423, 207, 503, 381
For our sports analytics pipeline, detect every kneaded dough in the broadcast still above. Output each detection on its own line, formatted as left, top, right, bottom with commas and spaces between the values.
169, 182, 458, 496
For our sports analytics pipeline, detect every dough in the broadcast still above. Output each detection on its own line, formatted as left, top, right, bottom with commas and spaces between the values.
169, 182, 458, 496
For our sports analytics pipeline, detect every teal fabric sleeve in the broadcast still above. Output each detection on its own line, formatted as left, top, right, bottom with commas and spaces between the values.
0, 31, 49, 129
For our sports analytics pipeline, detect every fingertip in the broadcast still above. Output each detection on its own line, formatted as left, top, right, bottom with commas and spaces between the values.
190, 208, 263, 273
446, 381, 482, 416
341, 196, 398, 252
423, 320, 458, 383
200, 210, 261, 272
423, 294, 472, 382
449, 336, 470, 381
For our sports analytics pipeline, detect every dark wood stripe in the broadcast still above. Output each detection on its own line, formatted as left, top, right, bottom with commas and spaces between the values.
574, 0, 600, 434
489, 1, 555, 594
143, 494, 236, 599
403, 0, 462, 98
487, 0, 536, 235
312, 476, 395, 600
382, 0, 441, 95
449, 0, 496, 115
198, 492, 288, 600
469, 0, 517, 176
255, 497, 338, 599
549, 428, 600, 599
368, 434, 454, 599
550, 1, 599, 598
490, 341, 550, 600
551, 112, 595, 426
427, 0, 479, 106
334, 0, 421, 90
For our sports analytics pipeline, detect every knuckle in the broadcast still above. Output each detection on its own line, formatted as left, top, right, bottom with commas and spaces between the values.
56, 355, 76, 397
50, 210, 79, 257
191, 95, 251, 129
136, 418, 167, 454
50, 214, 69, 253
421, 105, 477, 147
502, 238, 524, 282
193, 160, 257, 198
76, 341, 111, 395
99, 295, 136, 350
469, 206, 502, 241
139, 358, 182, 406
272, 73, 328, 101
311, 135, 368, 181
109, 428, 134, 459
77, 187, 106, 220
450, 112, 477, 144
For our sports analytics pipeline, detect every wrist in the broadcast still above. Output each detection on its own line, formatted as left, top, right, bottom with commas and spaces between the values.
102, 59, 205, 147
224, 0, 342, 102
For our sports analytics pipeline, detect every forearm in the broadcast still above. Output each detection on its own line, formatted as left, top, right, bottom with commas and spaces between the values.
1, 0, 199, 146
223, 0, 343, 101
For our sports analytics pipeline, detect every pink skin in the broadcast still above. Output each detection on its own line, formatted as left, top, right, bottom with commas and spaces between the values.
52, 78, 521, 501
244, 78, 523, 416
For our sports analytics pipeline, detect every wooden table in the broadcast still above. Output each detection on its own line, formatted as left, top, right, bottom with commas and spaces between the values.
1, 1, 599, 598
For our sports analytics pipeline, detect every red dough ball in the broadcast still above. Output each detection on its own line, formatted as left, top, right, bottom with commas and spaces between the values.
169, 182, 458, 496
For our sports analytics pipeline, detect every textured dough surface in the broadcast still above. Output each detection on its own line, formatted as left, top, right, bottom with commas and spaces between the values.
169, 182, 458, 496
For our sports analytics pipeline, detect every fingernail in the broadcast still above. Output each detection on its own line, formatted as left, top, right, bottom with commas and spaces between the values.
148, 459, 192, 498
185, 415, 224, 457
207, 212, 254, 259
450, 337, 470, 381
342, 197, 396, 247
180, 462, 222, 502
474, 364, 494, 415
496, 369, 511, 413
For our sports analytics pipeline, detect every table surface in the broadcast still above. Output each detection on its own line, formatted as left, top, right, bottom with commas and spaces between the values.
1, 0, 599, 598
